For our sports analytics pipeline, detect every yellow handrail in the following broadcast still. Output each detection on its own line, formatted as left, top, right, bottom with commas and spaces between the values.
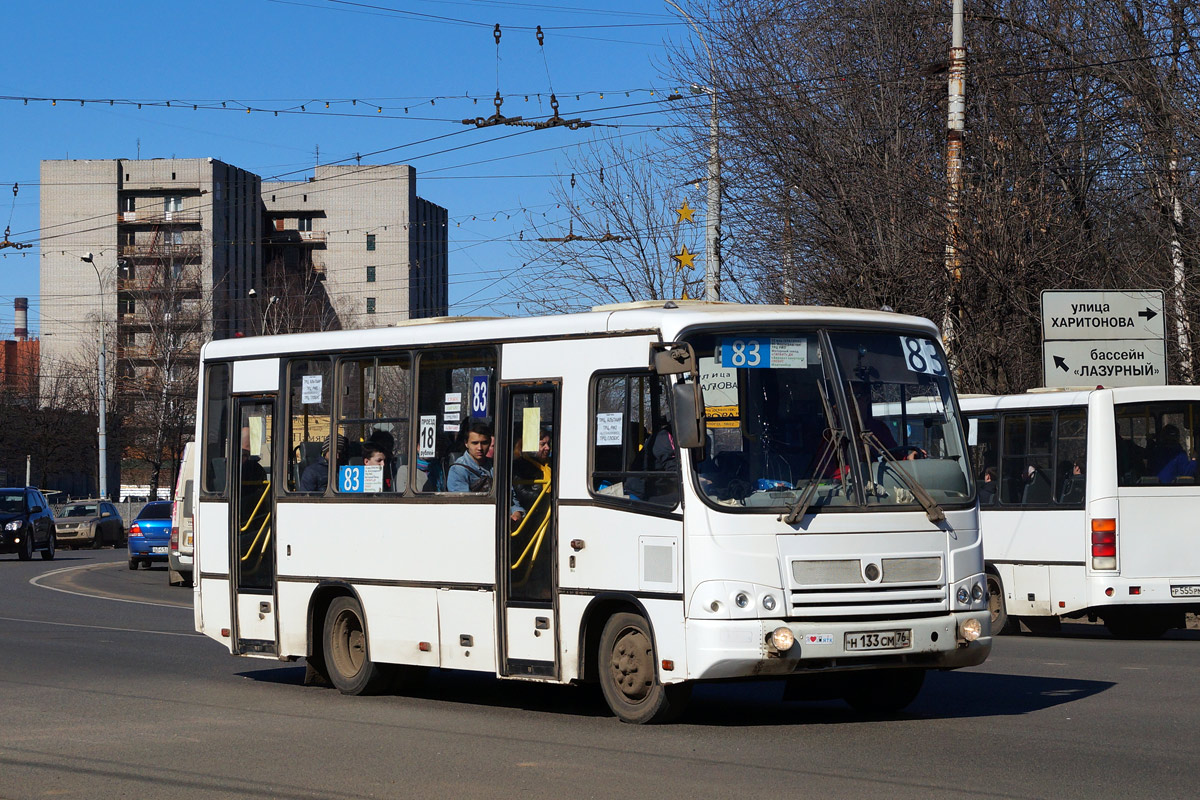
238, 480, 272, 565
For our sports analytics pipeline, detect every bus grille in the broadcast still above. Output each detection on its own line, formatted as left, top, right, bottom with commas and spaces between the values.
788, 556, 947, 618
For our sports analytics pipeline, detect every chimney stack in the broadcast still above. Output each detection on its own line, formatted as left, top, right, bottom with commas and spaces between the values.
14, 297, 28, 341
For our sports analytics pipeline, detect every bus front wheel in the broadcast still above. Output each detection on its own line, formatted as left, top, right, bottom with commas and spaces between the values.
598, 612, 690, 724
323, 596, 393, 695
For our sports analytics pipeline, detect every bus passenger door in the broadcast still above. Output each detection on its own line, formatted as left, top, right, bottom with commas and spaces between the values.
498, 382, 560, 679
232, 397, 277, 654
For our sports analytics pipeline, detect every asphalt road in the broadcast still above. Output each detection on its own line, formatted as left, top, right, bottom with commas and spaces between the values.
2, 549, 1199, 799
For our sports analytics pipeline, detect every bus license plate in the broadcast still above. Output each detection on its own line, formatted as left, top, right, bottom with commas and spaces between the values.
151, 546, 168, 554
845, 629, 912, 651
1171, 585, 1200, 598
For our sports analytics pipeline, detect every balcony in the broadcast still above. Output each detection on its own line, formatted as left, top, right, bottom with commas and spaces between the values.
121, 242, 203, 259
267, 229, 327, 245
118, 210, 202, 225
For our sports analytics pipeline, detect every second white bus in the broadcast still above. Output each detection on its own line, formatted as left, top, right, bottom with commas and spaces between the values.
962, 386, 1200, 637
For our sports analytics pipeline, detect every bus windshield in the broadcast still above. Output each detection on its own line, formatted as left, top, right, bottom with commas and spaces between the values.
690, 328, 972, 512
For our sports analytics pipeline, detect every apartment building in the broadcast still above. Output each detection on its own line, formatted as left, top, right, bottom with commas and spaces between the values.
262, 164, 448, 329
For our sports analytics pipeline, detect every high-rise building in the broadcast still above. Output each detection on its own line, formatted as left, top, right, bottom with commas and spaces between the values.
39, 158, 448, 399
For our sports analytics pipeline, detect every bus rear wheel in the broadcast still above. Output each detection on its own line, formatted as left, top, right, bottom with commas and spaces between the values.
323, 596, 392, 695
598, 612, 690, 724
843, 668, 925, 714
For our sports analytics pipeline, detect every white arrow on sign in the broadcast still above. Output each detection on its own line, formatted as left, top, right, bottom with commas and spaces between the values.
1041, 290, 1165, 342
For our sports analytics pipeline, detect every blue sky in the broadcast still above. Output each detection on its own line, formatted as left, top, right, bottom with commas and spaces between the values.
0, 0, 697, 334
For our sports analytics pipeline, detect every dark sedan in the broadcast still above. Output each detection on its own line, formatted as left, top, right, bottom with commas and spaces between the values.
0, 487, 56, 560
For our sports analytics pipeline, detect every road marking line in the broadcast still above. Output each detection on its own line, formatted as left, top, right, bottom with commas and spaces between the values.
0, 615, 200, 638
30, 562, 190, 609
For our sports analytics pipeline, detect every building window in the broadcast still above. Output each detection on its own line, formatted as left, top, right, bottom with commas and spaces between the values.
118, 260, 135, 281
366, 297, 376, 314
164, 196, 183, 213
366, 234, 376, 251
298, 217, 313, 232
366, 266, 376, 283
121, 196, 136, 213
118, 294, 136, 316
168, 230, 184, 246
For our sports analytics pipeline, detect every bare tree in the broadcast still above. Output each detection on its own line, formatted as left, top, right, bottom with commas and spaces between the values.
512, 136, 707, 313
259, 254, 350, 335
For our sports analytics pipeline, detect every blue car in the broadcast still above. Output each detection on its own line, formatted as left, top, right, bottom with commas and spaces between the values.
128, 501, 172, 570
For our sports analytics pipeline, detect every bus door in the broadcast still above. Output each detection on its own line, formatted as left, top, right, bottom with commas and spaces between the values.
231, 397, 277, 654
497, 382, 560, 679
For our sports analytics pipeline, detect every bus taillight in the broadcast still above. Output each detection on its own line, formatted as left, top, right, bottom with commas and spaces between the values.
1091, 518, 1117, 570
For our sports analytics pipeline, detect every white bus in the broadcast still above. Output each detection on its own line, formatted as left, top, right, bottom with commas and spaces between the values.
191, 301, 990, 723
961, 387, 1200, 638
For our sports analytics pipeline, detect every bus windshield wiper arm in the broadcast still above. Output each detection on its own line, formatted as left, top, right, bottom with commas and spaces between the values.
859, 431, 946, 523
781, 381, 850, 525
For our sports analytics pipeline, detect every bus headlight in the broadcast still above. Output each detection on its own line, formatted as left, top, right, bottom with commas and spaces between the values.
762, 594, 777, 612
770, 627, 795, 651
960, 618, 982, 642
734, 592, 750, 609
971, 583, 984, 603
956, 587, 970, 605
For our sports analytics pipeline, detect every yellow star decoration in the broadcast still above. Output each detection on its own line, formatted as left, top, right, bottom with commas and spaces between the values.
676, 200, 696, 223
672, 244, 697, 270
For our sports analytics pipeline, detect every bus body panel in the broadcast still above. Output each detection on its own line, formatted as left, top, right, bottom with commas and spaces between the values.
1117, 490, 1200, 579
195, 500, 230, 642
274, 502, 495, 585
557, 505, 680, 594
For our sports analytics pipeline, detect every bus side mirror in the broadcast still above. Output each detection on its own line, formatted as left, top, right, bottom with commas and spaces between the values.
651, 342, 696, 375
671, 381, 705, 449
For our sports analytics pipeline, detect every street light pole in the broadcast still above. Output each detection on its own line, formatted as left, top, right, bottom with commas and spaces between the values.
81, 253, 108, 500
667, 0, 721, 301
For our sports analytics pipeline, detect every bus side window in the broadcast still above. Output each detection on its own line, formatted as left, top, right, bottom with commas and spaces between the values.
202, 363, 231, 496
414, 348, 497, 495
590, 371, 680, 509
335, 355, 412, 495
969, 414, 999, 506
286, 358, 334, 494
1055, 409, 1087, 505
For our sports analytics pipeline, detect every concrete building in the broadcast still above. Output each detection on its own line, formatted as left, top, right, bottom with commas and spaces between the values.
39, 157, 261, 396
40, 158, 448, 399
262, 164, 448, 329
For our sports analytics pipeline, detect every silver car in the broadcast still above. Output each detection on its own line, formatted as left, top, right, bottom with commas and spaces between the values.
53, 500, 125, 549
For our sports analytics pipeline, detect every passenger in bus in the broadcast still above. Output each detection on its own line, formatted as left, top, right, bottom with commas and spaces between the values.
360, 442, 392, 492
299, 434, 344, 493
1150, 424, 1197, 484
366, 429, 404, 492
625, 422, 680, 506
448, 419, 524, 521
978, 467, 998, 505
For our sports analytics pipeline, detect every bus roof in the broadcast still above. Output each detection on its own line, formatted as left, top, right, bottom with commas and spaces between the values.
959, 384, 1200, 412
200, 302, 940, 361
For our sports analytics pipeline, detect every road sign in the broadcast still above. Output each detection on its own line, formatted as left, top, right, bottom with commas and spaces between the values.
1041, 290, 1165, 342
1042, 339, 1167, 388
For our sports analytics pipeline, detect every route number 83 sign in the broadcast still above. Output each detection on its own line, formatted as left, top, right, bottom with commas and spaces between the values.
899, 336, 946, 377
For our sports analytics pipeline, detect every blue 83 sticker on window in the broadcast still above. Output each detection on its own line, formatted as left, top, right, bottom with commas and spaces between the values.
899, 336, 946, 376
339, 465, 365, 493
720, 337, 808, 369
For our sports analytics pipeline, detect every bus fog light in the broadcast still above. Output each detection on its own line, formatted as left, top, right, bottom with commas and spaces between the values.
770, 627, 795, 651
735, 592, 750, 609
956, 587, 970, 605
971, 583, 984, 602
960, 618, 982, 641
762, 594, 777, 612
709, 601, 721, 613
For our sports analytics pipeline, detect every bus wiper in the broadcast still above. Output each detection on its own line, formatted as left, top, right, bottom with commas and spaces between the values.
859, 430, 946, 524
780, 382, 850, 525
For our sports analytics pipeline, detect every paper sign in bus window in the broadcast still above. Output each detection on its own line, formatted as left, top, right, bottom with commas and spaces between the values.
522, 407, 541, 452
302, 374, 323, 404
418, 415, 437, 458
596, 412, 623, 445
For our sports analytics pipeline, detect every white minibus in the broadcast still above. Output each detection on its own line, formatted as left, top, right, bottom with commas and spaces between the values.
191, 302, 990, 722
962, 387, 1200, 637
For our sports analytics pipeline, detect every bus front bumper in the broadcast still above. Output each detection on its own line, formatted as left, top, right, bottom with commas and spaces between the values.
683, 611, 992, 681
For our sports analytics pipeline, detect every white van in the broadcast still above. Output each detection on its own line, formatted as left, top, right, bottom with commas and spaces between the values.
168, 442, 196, 587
